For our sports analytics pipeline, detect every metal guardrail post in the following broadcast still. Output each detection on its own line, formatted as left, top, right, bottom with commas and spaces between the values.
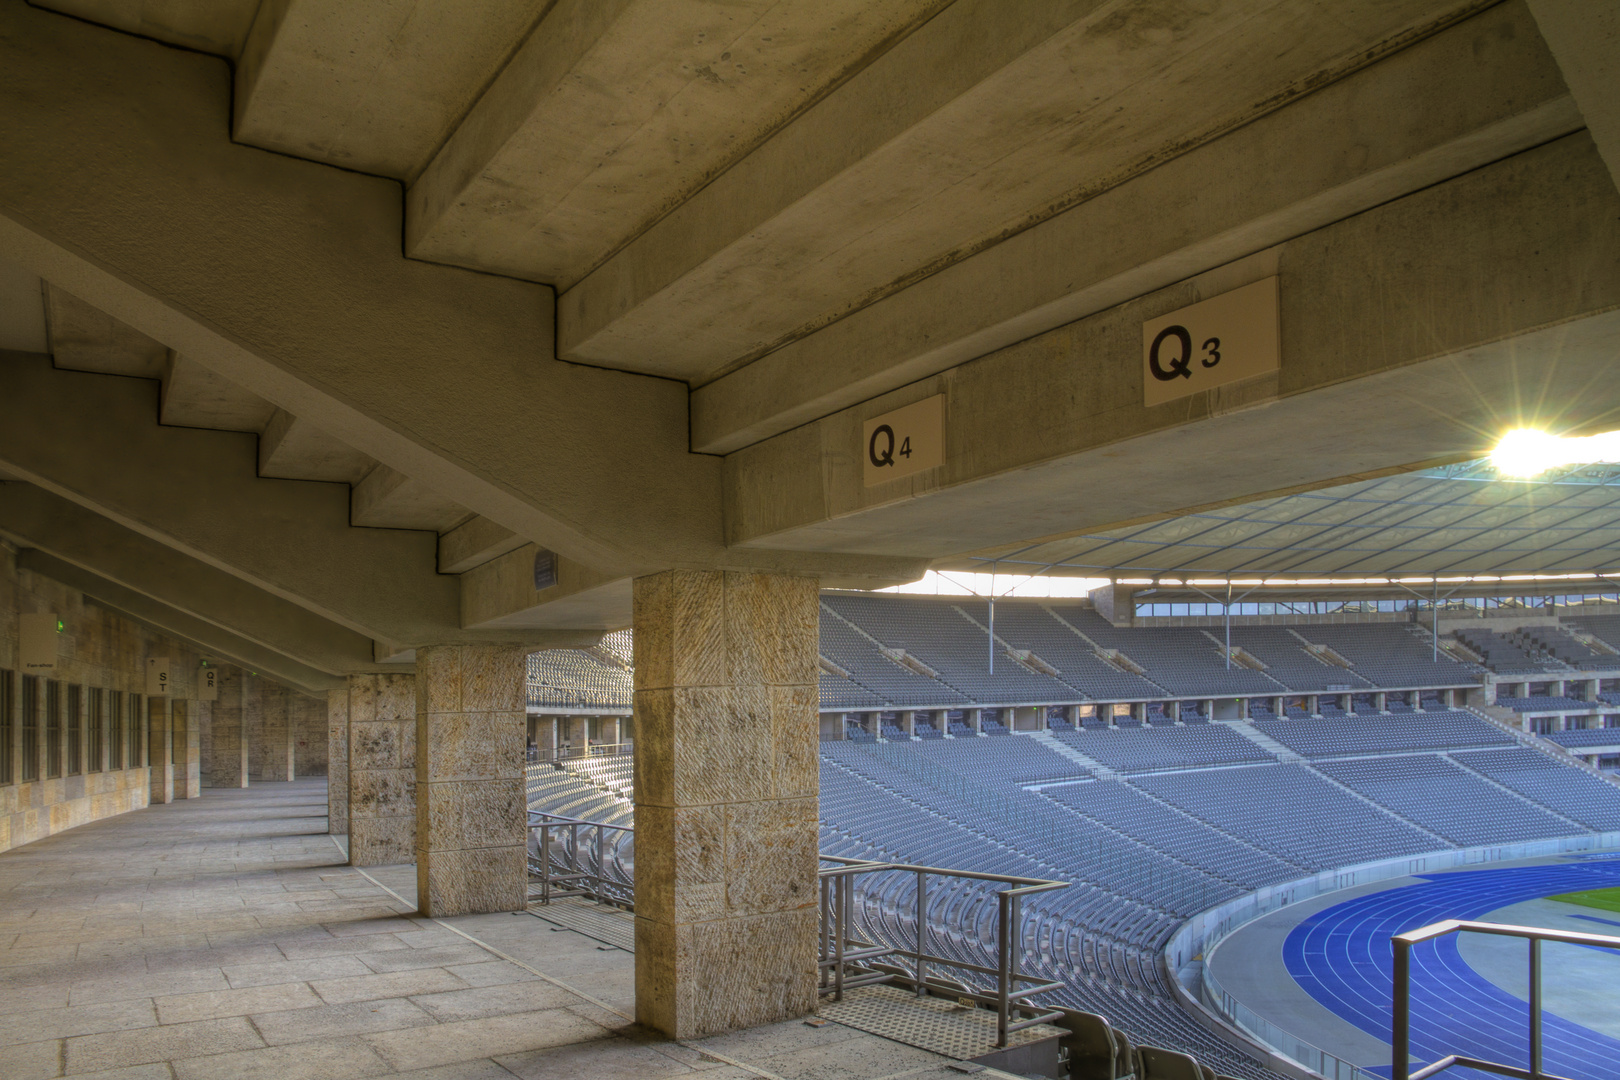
997, 890, 1012, 1047
1392, 919, 1620, 1080
540, 823, 552, 904
915, 869, 928, 998
1528, 937, 1542, 1080
1393, 934, 1410, 1080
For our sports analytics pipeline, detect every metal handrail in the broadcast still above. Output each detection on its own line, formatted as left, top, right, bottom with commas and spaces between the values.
528, 740, 633, 765
1393, 919, 1620, 1080
527, 811, 634, 908
524, 815, 1067, 1049
818, 854, 1068, 1048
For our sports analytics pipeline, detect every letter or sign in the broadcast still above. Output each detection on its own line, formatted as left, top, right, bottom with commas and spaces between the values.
146, 657, 171, 697
197, 665, 218, 702
863, 395, 945, 487
1142, 277, 1280, 407
18, 612, 58, 672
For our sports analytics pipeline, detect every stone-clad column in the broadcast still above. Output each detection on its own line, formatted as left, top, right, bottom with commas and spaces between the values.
175, 699, 201, 799
348, 674, 416, 866
414, 646, 527, 917
632, 571, 820, 1039
210, 668, 249, 788
148, 696, 173, 804
328, 688, 349, 835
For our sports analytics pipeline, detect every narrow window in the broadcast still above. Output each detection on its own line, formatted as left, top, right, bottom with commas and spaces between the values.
171, 701, 184, 766
45, 679, 62, 778
130, 694, 144, 767
21, 675, 38, 781
67, 684, 82, 776
88, 688, 103, 773
109, 692, 124, 770
0, 670, 12, 783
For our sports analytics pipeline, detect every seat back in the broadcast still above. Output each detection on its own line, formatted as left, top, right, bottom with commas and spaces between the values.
1137, 1045, 1205, 1080
1059, 1010, 1124, 1080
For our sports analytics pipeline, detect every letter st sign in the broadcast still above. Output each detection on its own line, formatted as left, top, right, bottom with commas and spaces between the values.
1141, 277, 1280, 407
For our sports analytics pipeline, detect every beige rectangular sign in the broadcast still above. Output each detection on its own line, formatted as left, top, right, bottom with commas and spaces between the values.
1142, 277, 1280, 407
863, 394, 945, 486
18, 612, 58, 672
146, 657, 171, 697
197, 665, 219, 702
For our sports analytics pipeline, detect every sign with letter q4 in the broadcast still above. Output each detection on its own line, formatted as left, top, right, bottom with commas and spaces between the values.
1141, 277, 1279, 407
863, 395, 945, 487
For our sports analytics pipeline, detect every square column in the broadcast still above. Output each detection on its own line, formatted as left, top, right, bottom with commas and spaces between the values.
148, 696, 173, 804
632, 570, 819, 1039
348, 673, 416, 867
174, 699, 201, 799
414, 646, 528, 917
208, 668, 249, 788
328, 688, 348, 834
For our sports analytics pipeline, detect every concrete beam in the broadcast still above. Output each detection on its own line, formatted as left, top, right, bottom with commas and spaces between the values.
1528, 0, 1620, 193
43, 283, 166, 378
557, 0, 1492, 381
20, 549, 344, 694
0, 482, 381, 676
351, 464, 470, 533
161, 352, 275, 432
258, 408, 375, 484
0, 356, 598, 651
406, 0, 950, 285
0, 3, 695, 574
36, 0, 260, 57
692, 1, 1580, 452
438, 515, 525, 574
726, 134, 1620, 557
0, 4, 920, 584
233, 0, 552, 181
461, 544, 630, 631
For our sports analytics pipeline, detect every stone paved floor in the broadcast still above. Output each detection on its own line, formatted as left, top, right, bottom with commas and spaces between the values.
0, 780, 1004, 1080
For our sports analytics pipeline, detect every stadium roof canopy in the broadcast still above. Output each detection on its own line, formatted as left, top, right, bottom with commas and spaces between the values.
964, 461, 1620, 582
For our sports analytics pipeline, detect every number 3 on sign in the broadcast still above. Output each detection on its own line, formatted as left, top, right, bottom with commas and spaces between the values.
1140, 277, 1279, 407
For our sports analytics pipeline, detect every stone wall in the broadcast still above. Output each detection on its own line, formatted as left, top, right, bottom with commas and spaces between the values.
0, 538, 318, 849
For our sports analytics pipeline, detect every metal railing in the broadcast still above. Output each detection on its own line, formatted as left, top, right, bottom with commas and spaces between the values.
524, 814, 1067, 1049
527, 811, 634, 908
1393, 919, 1620, 1080
818, 855, 1067, 1048
528, 740, 633, 765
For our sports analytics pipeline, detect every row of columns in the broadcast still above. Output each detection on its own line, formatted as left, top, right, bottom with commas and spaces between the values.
325, 572, 820, 1040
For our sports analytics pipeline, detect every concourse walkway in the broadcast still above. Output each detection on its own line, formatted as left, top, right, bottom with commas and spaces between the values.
0, 781, 984, 1080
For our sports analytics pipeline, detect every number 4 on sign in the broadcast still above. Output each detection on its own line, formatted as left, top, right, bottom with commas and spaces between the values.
899, 436, 912, 458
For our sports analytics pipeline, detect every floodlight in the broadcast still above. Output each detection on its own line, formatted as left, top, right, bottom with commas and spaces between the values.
1489, 427, 1620, 477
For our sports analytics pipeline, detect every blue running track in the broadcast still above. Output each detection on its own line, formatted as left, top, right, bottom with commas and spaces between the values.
1283, 861, 1620, 1080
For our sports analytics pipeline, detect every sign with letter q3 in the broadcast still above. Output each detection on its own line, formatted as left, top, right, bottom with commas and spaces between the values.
1141, 277, 1280, 407
863, 395, 945, 487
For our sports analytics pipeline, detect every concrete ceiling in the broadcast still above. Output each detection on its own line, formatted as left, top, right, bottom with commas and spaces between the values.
0, 0, 1616, 661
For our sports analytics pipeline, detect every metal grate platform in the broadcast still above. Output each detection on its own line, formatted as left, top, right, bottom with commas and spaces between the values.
527, 896, 636, 951
818, 984, 1063, 1061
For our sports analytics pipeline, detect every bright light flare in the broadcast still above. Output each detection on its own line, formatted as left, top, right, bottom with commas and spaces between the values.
1489, 428, 1620, 477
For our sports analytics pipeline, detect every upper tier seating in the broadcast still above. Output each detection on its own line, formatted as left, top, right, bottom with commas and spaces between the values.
1294, 624, 1473, 687
1567, 615, 1620, 654
820, 671, 888, 709
1228, 627, 1372, 692
1053, 607, 1284, 697
822, 593, 1078, 703
976, 603, 1166, 700
1055, 725, 1273, 773
1255, 710, 1512, 758
1453, 628, 1557, 675
1313, 755, 1576, 846
1513, 625, 1615, 670
819, 610, 967, 706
